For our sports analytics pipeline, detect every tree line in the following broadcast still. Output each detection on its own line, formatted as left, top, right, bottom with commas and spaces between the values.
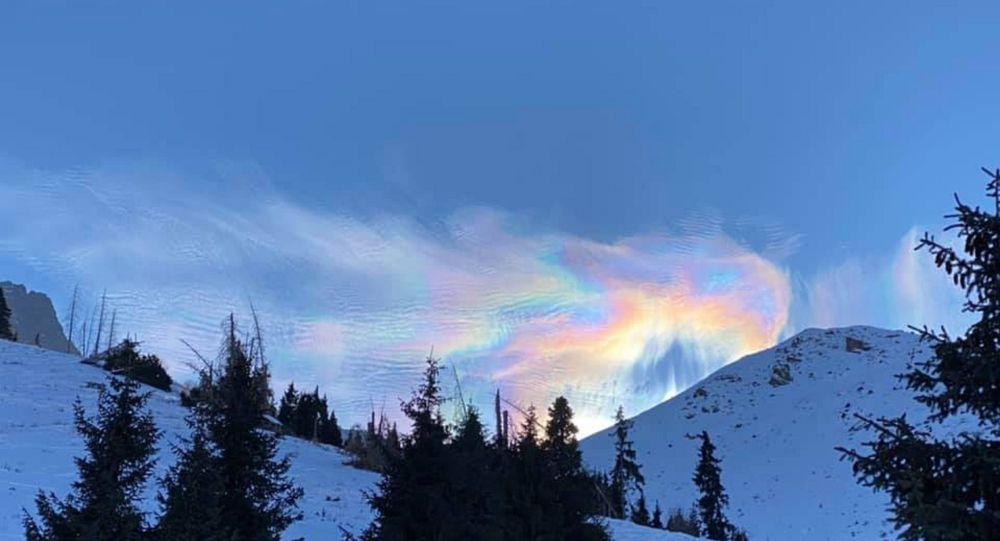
346, 353, 747, 541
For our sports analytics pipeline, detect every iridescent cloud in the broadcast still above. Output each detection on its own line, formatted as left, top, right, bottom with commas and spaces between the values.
800, 227, 970, 337
0, 159, 794, 434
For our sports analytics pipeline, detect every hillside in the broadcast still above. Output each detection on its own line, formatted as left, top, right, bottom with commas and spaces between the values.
0, 338, 681, 540
581, 326, 947, 540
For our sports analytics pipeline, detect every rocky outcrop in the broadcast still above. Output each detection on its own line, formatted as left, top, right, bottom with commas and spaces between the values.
0, 281, 78, 355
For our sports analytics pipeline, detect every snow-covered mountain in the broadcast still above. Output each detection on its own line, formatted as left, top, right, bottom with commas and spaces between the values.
0, 338, 681, 540
1, 324, 951, 540
581, 326, 941, 541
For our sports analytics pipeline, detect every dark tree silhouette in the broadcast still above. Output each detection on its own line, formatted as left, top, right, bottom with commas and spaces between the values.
24, 377, 159, 540
277, 382, 298, 428
838, 168, 1000, 540
0, 287, 15, 341
197, 316, 303, 540
651, 501, 664, 529
104, 339, 172, 392
542, 396, 609, 540
362, 354, 453, 540
630, 493, 651, 527
154, 416, 224, 541
609, 405, 644, 519
693, 431, 733, 540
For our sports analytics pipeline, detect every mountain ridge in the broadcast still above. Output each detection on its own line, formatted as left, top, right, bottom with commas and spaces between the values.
581, 325, 946, 540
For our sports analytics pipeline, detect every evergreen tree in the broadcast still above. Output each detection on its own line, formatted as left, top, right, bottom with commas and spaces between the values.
104, 339, 172, 392
505, 404, 553, 540
651, 501, 664, 529
449, 406, 503, 540
693, 431, 733, 540
294, 388, 322, 440
277, 382, 298, 428
665, 508, 700, 536
609, 405, 644, 519
317, 395, 343, 447
838, 168, 1000, 540
24, 376, 159, 541
154, 415, 224, 541
198, 316, 303, 540
363, 354, 453, 540
541, 396, 609, 541
630, 493, 651, 527
543, 396, 583, 483
0, 287, 15, 341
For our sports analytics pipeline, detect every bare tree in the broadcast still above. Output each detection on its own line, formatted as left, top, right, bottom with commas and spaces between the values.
92, 290, 107, 357
66, 284, 79, 354
83, 303, 98, 357
106, 309, 117, 352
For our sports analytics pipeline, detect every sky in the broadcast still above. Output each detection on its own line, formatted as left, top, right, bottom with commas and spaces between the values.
0, 1, 995, 434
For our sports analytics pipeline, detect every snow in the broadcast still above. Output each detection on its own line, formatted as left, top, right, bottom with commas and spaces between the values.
581, 326, 951, 541
605, 519, 696, 540
3, 326, 952, 540
0, 339, 692, 540
0, 339, 376, 540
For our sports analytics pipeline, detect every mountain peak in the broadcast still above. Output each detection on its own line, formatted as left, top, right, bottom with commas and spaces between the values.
0, 281, 77, 355
582, 325, 934, 540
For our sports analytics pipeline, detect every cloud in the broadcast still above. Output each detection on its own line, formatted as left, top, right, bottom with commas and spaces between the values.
799, 227, 971, 336
1, 156, 975, 435
0, 158, 793, 435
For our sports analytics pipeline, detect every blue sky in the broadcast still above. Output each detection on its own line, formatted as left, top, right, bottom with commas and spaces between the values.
0, 2, 994, 431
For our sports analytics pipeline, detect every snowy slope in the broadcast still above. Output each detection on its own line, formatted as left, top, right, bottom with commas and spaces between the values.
582, 326, 945, 541
0, 339, 376, 539
0, 339, 685, 540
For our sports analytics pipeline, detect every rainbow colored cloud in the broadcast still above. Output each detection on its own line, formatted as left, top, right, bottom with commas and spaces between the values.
287, 210, 791, 434
9, 159, 970, 436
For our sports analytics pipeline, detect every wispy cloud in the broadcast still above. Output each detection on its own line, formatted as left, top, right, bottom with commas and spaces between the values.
0, 157, 976, 434
0, 158, 797, 434
799, 227, 970, 336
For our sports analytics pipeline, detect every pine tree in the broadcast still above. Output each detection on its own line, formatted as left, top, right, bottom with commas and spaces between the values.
651, 501, 664, 529
363, 353, 452, 540
665, 507, 700, 536
505, 404, 551, 540
630, 493, 651, 527
693, 431, 733, 540
294, 388, 321, 440
541, 396, 609, 541
277, 382, 298, 428
319, 399, 343, 447
543, 396, 583, 483
24, 376, 159, 540
449, 406, 503, 540
104, 338, 172, 391
197, 316, 303, 540
0, 287, 15, 341
609, 405, 644, 519
838, 168, 1000, 540
154, 415, 224, 541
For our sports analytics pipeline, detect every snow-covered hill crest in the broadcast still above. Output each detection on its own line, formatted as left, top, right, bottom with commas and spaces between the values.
582, 326, 943, 541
